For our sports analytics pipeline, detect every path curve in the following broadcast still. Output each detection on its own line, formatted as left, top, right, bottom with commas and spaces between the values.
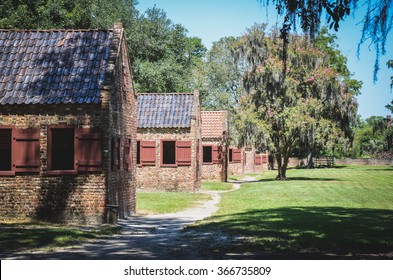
3, 187, 231, 259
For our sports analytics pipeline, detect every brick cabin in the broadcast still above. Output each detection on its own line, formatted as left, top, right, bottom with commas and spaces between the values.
136, 92, 201, 192
200, 111, 229, 181
0, 23, 137, 224
243, 146, 268, 174
228, 146, 244, 176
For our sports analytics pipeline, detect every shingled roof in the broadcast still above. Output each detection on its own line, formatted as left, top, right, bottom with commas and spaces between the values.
201, 111, 228, 138
0, 27, 119, 105
137, 93, 196, 128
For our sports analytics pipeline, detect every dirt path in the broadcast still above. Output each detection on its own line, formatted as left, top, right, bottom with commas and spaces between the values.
3, 185, 238, 260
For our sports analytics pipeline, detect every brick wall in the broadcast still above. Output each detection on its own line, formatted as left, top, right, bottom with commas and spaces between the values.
0, 104, 107, 224
0, 26, 137, 224
201, 139, 223, 181
136, 127, 200, 192
228, 147, 244, 176
105, 29, 137, 218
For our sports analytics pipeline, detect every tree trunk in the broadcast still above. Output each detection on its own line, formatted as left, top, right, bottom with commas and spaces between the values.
307, 151, 314, 169
276, 153, 289, 180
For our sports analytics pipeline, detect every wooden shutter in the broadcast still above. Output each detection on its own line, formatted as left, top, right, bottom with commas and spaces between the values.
176, 141, 192, 166
232, 148, 242, 163
212, 145, 222, 164
255, 154, 262, 165
140, 141, 156, 166
76, 128, 102, 172
111, 137, 120, 170
262, 154, 268, 164
12, 128, 40, 173
124, 138, 132, 171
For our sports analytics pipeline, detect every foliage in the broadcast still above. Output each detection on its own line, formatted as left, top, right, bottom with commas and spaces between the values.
259, 0, 393, 81
128, 7, 206, 92
351, 116, 393, 157
233, 25, 359, 179
186, 166, 393, 258
193, 37, 244, 112
0, 0, 137, 29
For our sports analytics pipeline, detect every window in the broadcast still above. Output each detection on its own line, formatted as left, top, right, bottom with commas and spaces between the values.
229, 148, 233, 163
1, 127, 40, 175
47, 126, 102, 174
203, 146, 212, 164
136, 140, 140, 165
50, 128, 75, 171
162, 140, 176, 165
0, 129, 12, 171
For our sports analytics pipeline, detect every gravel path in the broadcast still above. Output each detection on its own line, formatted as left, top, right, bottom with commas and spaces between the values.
2, 185, 236, 260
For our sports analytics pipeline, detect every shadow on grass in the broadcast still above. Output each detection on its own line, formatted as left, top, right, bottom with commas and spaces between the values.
231, 177, 343, 184
186, 207, 393, 259
0, 222, 97, 252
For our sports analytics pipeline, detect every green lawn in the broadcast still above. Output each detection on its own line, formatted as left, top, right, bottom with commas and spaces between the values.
186, 165, 393, 259
0, 222, 120, 253
136, 192, 211, 214
201, 182, 234, 191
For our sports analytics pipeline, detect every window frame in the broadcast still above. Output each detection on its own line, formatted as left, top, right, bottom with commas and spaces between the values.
202, 145, 213, 165
47, 125, 77, 175
160, 139, 177, 167
228, 148, 233, 163
0, 126, 15, 176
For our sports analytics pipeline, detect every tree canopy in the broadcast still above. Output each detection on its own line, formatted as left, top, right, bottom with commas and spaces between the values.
233, 25, 360, 179
259, 0, 393, 81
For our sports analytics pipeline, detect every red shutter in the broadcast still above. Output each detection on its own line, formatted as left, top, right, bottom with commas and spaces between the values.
76, 128, 102, 172
141, 141, 156, 166
124, 138, 132, 171
12, 128, 40, 173
262, 154, 268, 164
176, 141, 192, 166
212, 145, 222, 164
232, 148, 242, 163
255, 154, 262, 165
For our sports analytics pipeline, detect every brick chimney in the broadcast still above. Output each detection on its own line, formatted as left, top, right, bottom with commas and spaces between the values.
387, 115, 392, 127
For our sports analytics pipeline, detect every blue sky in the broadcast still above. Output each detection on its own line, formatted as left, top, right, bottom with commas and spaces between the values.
136, 0, 393, 119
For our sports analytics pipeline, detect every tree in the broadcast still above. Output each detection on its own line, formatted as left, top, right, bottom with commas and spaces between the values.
127, 7, 206, 92
192, 37, 244, 112
259, 0, 393, 80
351, 116, 393, 157
233, 25, 358, 179
0, 0, 137, 29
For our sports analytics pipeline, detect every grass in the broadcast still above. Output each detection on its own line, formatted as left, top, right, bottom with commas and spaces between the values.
136, 192, 211, 214
0, 221, 120, 253
185, 165, 393, 259
201, 182, 234, 191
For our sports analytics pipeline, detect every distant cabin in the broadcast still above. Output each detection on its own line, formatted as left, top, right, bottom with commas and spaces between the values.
200, 111, 229, 181
0, 23, 137, 224
136, 92, 201, 191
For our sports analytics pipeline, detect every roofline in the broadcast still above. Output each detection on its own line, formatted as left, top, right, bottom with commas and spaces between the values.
0, 28, 115, 32
201, 110, 228, 113
137, 92, 195, 95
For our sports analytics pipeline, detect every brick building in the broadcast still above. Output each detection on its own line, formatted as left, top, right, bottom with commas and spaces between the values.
228, 146, 268, 176
228, 147, 244, 176
136, 92, 201, 191
200, 111, 229, 181
0, 24, 137, 224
